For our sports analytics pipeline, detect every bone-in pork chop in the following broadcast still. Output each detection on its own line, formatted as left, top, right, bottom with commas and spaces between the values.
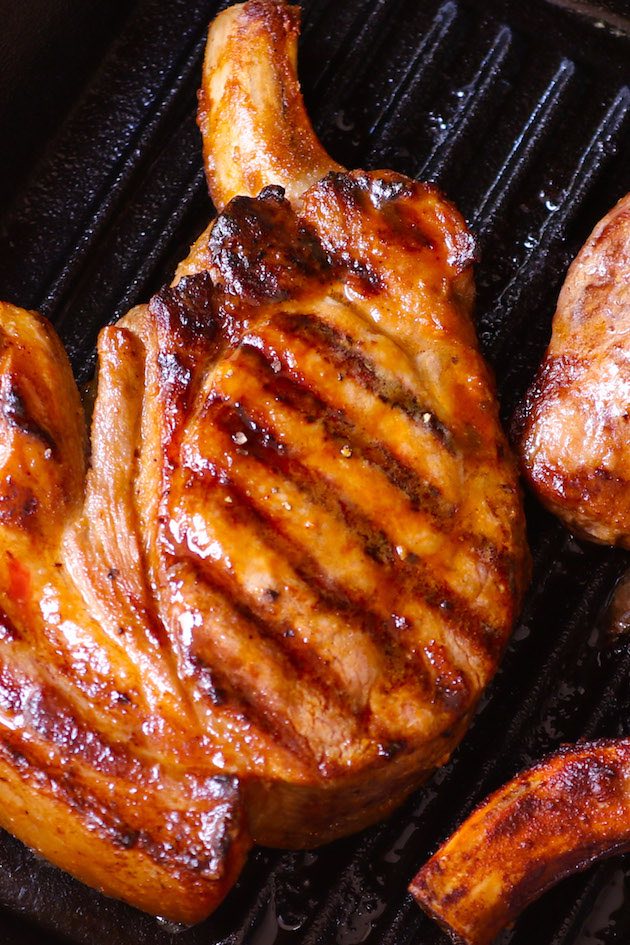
0, 0, 529, 922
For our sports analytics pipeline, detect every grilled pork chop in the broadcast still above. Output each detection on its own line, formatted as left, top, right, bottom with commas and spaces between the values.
517, 192, 630, 547
0, 0, 528, 922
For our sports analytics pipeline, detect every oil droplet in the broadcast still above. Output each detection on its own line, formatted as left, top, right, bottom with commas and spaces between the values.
606, 567, 630, 639
156, 917, 188, 934
335, 109, 355, 132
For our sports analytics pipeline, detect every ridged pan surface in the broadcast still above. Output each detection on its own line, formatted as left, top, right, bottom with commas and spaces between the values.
0, 0, 629, 943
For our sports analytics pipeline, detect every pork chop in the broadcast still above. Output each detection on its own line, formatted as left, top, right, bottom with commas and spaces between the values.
517, 192, 630, 547
0, 0, 529, 922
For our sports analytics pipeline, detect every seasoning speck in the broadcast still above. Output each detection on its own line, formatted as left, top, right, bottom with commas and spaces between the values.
282, 501, 292, 512
232, 431, 248, 445
224, 495, 233, 504
271, 358, 282, 373
392, 614, 410, 631
340, 444, 353, 458
395, 545, 407, 560
422, 412, 432, 424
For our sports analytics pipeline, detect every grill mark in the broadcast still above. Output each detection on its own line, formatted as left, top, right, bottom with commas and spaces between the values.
280, 306, 453, 448
195, 479, 403, 692
180, 580, 321, 764
0, 733, 145, 852
0, 709, 239, 881
0, 660, 141, 781
238, 343, 508, 611
223, 475, 423, 694
201, 398, 502, 672
195, 411, 500, 685
190, 655, 316, 764
240, 342, 455, 522
170, 542, 374, 758
212, 396, 397, 567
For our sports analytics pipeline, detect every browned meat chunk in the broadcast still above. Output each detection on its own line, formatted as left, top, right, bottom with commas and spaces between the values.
411, 739, 630, 945
517, 192, 630, 547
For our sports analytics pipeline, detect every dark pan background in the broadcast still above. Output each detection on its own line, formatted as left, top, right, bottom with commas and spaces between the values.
1, 0, 630, 943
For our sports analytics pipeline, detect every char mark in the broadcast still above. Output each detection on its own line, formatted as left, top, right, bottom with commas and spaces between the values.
2, 384, 56, 455
275, 310, 452, 447
0, 658, 240, 880
211, 397, 399, 567
152, 271, 219, 344
241, 342, 454, 522
179, 437, 433, 704
212, 394, 502, 671
204, 398, 502, 673
186, 629, 317, 761
0, 731, 237, 881
209, 188, 330, 303
176, 554, 381, 756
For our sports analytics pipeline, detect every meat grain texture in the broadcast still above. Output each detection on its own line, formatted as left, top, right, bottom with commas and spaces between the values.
0, 0, 529, 922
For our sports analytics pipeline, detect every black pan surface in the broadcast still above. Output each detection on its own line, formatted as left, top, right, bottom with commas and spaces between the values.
0, 1, 629, 943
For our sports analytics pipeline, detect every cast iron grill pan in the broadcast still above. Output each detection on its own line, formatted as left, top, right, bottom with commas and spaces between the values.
0, 0, 629, 942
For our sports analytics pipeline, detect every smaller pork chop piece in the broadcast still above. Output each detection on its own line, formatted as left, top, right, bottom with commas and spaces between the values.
411, 739, 630, 945
517, 192, 630, 547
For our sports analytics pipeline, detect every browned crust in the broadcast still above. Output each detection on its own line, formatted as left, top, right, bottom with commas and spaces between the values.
0, 304, 251, 923
151, 173, 527, 807
410, 739, 630, 945
0, 659, 250, 923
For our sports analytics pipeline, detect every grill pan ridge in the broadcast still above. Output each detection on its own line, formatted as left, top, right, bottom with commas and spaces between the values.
0, 0, 629, 943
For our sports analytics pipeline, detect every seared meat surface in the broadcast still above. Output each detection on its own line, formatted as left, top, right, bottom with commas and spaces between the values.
0, 0, 528, 923
411, 739, 630, 945
517, 192, 630, 547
